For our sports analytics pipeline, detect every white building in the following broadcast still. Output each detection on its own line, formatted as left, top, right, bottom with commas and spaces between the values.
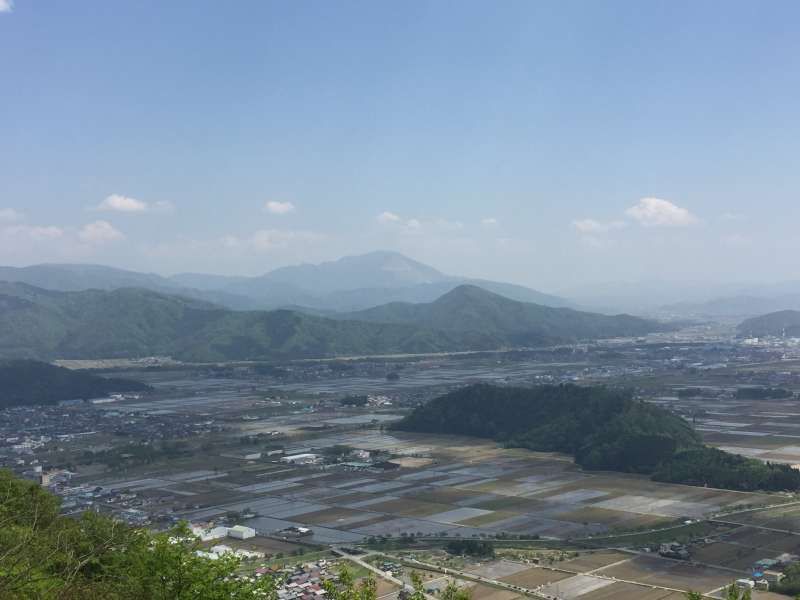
280, 453, 319, 465
191, 524, 229, 541
228, 525, 256, 540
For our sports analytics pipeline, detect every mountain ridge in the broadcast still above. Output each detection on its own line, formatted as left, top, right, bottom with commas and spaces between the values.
738, 310, 800, 337
340, 284, 667, 343
0, 282, 666, 362
0, 251, 570, 312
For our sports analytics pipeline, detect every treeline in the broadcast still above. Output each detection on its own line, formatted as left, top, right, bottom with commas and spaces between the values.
395, 384, 800, 493
395, 384, 699, 474
735, 387, 794, 400
0, 359, 150, 409
445, 539, 495, 557
772, 561, 800, 595
340, 395, 369, 406
653, 446, 800, 492
78, 441, 190, 469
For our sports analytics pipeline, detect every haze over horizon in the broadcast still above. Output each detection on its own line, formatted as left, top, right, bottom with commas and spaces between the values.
2, 1, 799, 290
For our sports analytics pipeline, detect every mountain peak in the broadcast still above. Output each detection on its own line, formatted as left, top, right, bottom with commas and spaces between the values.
261, 250, 445, 293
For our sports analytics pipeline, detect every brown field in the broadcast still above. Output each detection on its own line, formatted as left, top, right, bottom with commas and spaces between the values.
692, 541, 762, 571
374, 578, 400, 599
320, 491, 380, 504
560, 551, 628, 572
343, 514, 396, 529
597, 555, 733, 592
723, 505, 800, 532
498, 567, 572, 588
365, 498, 451, 518
389, 457, 434, 469
580, 581, 686, 600
291, 507, 371, 526
473, 496, 549, 512
458, 511, 518, 527
467, 584, 521, 600
552, 506, 630, 525
412, 488, 485, 505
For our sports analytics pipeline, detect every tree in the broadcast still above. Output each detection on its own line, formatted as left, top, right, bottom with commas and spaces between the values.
0, 469, 277, 599
684, 592, 704, 600
323, 565, 377, 600
441, 581, 472, 600
409, 572, 427, 600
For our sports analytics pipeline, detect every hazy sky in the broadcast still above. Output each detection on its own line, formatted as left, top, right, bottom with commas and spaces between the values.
1, 1, 799, 292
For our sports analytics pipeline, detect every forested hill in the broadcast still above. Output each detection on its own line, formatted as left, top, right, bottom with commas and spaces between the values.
395, 384, 800, 492
738, 309, 800, 337
395, 384, 699, 473
341, 285, 668, 344
0, 282, 668, 362
0, 360, 150, 408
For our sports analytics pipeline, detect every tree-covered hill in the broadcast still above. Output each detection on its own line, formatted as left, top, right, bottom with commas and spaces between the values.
738, 309, 800, 337
0, 360, 150, 408
395, 383, 699, 473
395, 384, 800, 491
342, 285, 669, 346
0, 282, 668, 362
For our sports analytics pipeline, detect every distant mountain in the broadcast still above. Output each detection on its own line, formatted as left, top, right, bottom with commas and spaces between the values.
0, 282, 665, 362
0, 252, 570, 312
738, 310, 800, 337
663, 295, 800, 319
253, 251, 445, 292
177, 250, 570, 311
341, 284, 667, 345
0, 264, 177, 292
0, 263, 261, 310
0, 359, 150, 408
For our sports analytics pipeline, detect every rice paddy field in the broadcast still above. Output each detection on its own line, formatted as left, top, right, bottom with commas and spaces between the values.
99, 430, 773, 547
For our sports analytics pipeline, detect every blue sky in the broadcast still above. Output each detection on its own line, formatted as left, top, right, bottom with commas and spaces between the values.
1, 1, 799, 291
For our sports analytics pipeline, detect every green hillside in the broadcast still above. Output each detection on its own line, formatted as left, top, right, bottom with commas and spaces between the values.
738, 309, 800, 337
395, 383, 699, 473
343, 285, 668, 345
395, 384, 800, 491
0, 282, 466, 361
0, 360, 150, 408
0, 282, 667, 362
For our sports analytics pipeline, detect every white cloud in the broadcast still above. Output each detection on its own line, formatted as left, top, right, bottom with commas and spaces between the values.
625, 197, 697, 227
572, 219, 626, 234
96, 194, 174, 214
264, 201, 295, 215
481, 217, 499, 227
215, 229, 325, 252
0, 208, 23, 222
78, 220, 124, 244
0, 1, 13, 14
377, 212, 463, 236
377, 211, 401, 224
98, 194, 147, 212
4, 224, 64, 240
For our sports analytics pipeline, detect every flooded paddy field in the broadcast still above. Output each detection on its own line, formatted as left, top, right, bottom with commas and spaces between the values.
89, 430, 778, 546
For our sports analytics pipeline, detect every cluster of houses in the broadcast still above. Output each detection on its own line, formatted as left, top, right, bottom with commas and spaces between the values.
271, 560, 332, 600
